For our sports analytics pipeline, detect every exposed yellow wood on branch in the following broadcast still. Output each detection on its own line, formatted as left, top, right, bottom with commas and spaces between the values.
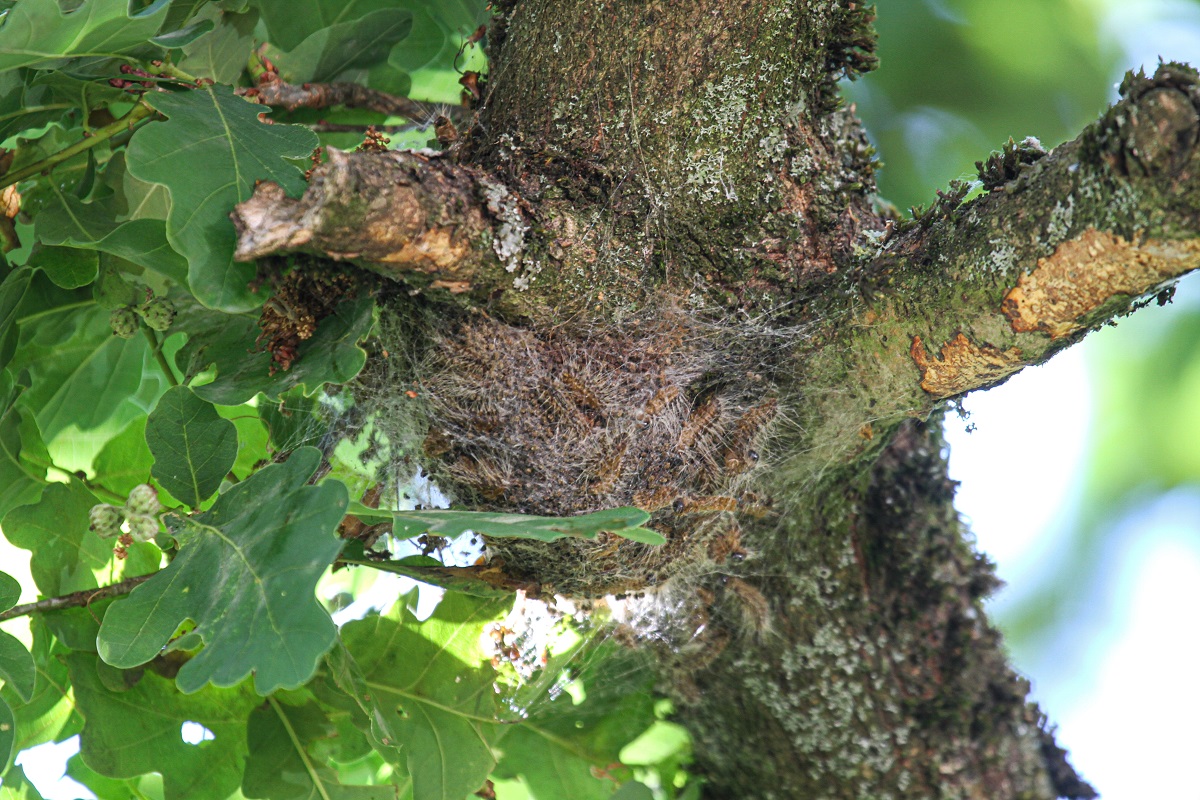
910, 333, 1023, 399
1002, 228, 1200, 338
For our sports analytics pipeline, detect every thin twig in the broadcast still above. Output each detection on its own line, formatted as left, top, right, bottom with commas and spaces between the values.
0, 102, 158, 190
0, 574, 155, 622
242, 79, 457, 123
311, 122, 417, 134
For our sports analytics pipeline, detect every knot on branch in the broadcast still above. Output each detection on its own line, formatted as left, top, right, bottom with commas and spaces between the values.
1091, 61, 1200, 176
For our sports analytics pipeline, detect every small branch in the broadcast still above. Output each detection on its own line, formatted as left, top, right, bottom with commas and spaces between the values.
241, 79, 453, 123
142, 326, 180, 387
0, 102, 158, 190
311, 122, 416, 134
231, 148, 510, 295
0, 574, 154, 622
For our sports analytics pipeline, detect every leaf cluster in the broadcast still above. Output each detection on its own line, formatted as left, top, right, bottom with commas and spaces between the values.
0, 2, 689, 798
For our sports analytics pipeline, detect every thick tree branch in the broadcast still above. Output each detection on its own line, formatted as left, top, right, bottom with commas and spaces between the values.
854, 64, 1200, 405
232, 148, 523, 296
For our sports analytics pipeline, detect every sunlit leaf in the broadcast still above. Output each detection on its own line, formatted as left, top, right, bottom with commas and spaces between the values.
337, 592, 507, 800
0, 763, 47, 800
0, 621, 79, 756
65, 754, 140, 800
97, 448, 347, 694
68, 652, 259, 800
145, 385, 238, 508
494, 644, 658, 800
125, 88, 317, 311
0, 572, 19, 611
0, 0, 172, 72
91, 416, 154, 496
0, 701, 14, 784
1, 480, 111, 596
0, 631, 35, 703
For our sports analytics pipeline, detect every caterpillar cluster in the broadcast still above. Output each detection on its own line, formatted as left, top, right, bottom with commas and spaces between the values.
412, 309, 783, 596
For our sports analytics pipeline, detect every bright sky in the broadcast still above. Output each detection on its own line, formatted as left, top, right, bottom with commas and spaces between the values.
946, 275, 1200, 798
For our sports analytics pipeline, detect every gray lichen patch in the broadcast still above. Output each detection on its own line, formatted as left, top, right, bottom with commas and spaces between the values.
480, 177, 529, 277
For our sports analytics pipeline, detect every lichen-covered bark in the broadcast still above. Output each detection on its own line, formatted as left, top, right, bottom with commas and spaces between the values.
229, 3, 1200, 797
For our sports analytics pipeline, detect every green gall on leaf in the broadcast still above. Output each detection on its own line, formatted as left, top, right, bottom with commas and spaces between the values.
109, 307, 139, 338
89, 504, 124, 538
125, 483, 161, 517
125, 514, 159, 543
137, 296, 176, 332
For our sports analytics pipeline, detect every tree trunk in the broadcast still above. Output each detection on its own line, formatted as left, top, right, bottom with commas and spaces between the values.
235, 1, 1200, 796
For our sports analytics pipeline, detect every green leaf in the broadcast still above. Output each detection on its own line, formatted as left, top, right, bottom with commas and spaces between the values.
8, 293, 161, 441
0, 375, 48, 523
25, 244, 99, 289
495, 646, 659, 800
176, 294, 375, 406
385, 3, 448, 73
0, 621, 79, 756
36, 190, 189, 285
91, 416, 154, 495
0, 763, 47, 800
0, 267, 33, 372
242, 697, 396, 800
0, 631, 35, 703
65, 754, 140, 800
68, 652, 260, 800
259, 388, 329, 455
175, 6, 259, 84
348, 505, 665, 545
1, 480, 111, 596
218, 403, 270, 479
125, 87, 317, 311
270, 9, 414, 83
150, 16, 215, 47
338, 593, 507, 800
97, 448, 347, 694
257, 0, 398, 51
0, 0, 172, 72
0, 70, 71, 144
145, 385, 238, 507
0, 699, 13, 779
0, 572, 18, 613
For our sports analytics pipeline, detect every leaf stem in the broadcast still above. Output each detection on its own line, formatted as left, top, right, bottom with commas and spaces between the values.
0, 101, 158, 191
142, 326, 180, 387
269, 696, 335, 800
0, 574, 155, 622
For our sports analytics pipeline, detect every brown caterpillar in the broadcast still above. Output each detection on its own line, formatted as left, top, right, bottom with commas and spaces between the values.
678, 393, 721, 450
588, 439, 628, 495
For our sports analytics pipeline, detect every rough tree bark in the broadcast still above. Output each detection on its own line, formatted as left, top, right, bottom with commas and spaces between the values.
234, 2, 1200, 797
